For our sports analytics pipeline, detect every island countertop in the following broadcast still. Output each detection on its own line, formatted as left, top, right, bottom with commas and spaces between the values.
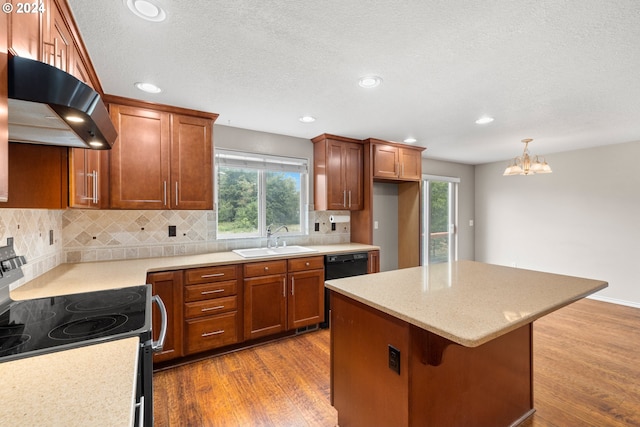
325, 260, 607, 347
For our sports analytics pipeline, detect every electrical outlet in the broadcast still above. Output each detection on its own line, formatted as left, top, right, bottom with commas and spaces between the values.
168, 225, 177, 237
7, 237, 14, 246
389, 345, 400, 375
314, 222, 320, 232
49, 230, 54, 245
331, 223, 336, 231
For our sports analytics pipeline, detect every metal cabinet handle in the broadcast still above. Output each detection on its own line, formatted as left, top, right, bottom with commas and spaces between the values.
201, 289, 224, 295
343, 190, 347, 208
163, 181, 167, 206
151, 295, 168, 353
201, 273, 224, 278
201, 305, 224, 312
202, 330, 224, 337
136, 395, 145, 427
348, 190, 352, 208
283, 277, 286, 297
175, 182, 179, 206
305, 262, 310, 266
291, 277, 295, 296
264, 266, 269, 271
93, 170, 99, 204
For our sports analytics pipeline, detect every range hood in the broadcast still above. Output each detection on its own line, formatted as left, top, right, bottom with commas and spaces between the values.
8, 56, 117, 150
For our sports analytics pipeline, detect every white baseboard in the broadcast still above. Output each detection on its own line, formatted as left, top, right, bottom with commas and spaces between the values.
587, 294, 640, 309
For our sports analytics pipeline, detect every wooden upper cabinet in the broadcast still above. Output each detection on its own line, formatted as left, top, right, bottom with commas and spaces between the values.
170, 114, 213, 209
109, 104, 171, 209
371, 139, 425, 182
1, 10, 8, 202
107, 96, 218, 210
312, 134, 363, 211
42, 0, 72, 72
7, 0, 44, 59
69, 149, 108, 208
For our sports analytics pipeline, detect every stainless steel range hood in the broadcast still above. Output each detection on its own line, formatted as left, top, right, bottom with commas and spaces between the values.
8, 56, 117, 150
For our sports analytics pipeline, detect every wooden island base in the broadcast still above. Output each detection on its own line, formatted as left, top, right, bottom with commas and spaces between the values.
331, 292, 534, 427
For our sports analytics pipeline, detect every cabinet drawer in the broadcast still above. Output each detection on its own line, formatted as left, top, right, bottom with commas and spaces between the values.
185, 265, 237, 284
288, 256, 324, 272
244, 260, 287, 278
184, 311, 239, 354
184, 296, 237, 319
185, 280, 237, 302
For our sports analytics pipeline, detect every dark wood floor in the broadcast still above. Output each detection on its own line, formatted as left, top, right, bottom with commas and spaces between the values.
153, 299, 640, 426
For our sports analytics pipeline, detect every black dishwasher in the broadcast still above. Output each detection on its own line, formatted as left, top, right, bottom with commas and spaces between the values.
321, 252, 369, 328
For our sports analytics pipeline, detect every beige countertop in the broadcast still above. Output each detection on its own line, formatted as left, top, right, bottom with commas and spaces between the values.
12, 243, 378, 300
0, 337, 140, 427
325, 260, 607, 347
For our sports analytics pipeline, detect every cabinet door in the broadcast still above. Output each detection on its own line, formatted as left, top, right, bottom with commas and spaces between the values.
288, 269, 324, 330
147, 271, 183, 363
7, 0, 43, 59
109, 104, 170, 209
244, 274, 287, 340
344, 142, 363, 210
326, 140, 347, 210
43, 0, 71, 72
368, 250, 380, 274
1, 10, 8, 202
170, 114, 213, 209
399, 148, 422, 181
69, 149, 105, 208
373, 144, 399, 179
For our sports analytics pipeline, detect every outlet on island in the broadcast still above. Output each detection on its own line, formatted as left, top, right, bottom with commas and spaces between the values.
389, 345, 401, 375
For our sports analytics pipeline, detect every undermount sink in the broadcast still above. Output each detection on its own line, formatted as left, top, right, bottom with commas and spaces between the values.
232, 245, 318, 258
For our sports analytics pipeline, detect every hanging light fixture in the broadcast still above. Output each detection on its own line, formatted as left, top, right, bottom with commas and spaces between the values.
503, 138, 552, 176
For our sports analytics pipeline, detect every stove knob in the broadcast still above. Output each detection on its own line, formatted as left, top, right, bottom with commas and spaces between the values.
1, 260, 13, 271
19, 256, 27, 265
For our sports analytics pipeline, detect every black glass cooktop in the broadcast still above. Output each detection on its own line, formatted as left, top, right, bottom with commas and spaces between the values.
0, 286, 150, 362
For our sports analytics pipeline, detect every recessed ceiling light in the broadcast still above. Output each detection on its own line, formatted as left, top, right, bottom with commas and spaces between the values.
66, 115, 84, 123
358, 75, 382, 88
125, 0, 166, 22
134, 82, 162, 93
475, 116, 494, 124
299, 116, 316, 123
403, 137, 417, 144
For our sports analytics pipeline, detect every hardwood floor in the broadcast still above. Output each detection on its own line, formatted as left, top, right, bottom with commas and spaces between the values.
153, 299, 640, 426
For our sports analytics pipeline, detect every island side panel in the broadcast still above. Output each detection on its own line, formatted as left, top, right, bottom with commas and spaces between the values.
409, 323, 534, 427
331, 292, 410, 427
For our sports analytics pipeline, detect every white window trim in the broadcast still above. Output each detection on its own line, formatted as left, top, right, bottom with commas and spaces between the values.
215, 149, 309, 240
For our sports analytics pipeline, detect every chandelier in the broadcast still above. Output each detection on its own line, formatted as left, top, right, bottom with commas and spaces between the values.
503, 138, 552, 176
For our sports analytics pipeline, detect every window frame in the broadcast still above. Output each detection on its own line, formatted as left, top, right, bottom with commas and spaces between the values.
215, 148, 309, 240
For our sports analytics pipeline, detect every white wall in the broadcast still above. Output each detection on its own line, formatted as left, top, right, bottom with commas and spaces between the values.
372, 182, 399, 271
475, 140, 640, 307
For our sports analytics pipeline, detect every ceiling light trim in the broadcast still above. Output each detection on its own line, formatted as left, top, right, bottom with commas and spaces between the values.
358, 75, 382, 89
475, 116, 494, 124
298, 115, 316, 123
134, 82, 162, 94
125, 0, 167, 22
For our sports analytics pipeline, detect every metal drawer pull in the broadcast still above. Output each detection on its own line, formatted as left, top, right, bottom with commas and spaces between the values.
202, 330, 224, 337
305, 262, 310, 266
201, 305, 224, 312
264, 266, 269, 271
201, 289, 225, 295
201, 273, 225, 278
283, 277, 286, 297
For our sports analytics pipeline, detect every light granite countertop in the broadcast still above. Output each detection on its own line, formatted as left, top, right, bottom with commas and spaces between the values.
325, 260, 607, 347
0, 337, 139, 427
12, 243, 378, 299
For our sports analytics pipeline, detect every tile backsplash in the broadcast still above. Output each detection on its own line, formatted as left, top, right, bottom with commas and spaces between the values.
63, 209, 350, 263
1, 208, 350, 285
0, 209, 64, 287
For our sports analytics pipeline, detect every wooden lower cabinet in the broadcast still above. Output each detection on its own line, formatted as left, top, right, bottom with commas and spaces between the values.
182, 265, 240, 356
244, 256, 325, 341
147, 271, 183, 363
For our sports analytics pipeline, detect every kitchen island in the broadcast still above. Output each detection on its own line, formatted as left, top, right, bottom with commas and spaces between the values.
325, 260, 607, 427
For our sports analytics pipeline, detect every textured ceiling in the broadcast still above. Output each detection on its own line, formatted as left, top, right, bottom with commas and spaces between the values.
67, 0, 640, 165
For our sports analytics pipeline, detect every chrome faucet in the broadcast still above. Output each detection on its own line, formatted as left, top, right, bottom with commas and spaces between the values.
266, 224, 288, 248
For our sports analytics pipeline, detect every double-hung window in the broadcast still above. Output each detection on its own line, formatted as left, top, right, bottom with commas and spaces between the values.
215, 149, 308, 239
